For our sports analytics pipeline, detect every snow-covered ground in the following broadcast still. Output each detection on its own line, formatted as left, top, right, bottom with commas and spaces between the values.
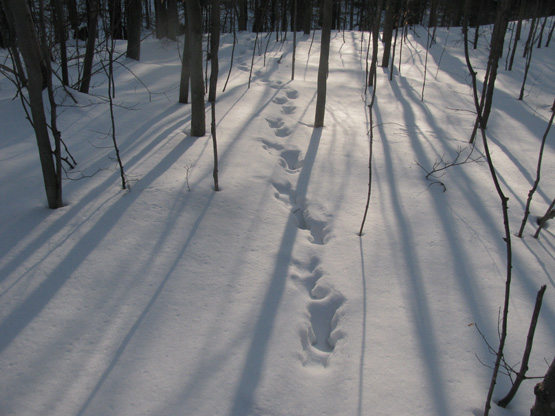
1, 22, 554, 416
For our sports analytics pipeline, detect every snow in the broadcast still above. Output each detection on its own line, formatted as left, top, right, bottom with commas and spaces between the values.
1, 22, 555, 416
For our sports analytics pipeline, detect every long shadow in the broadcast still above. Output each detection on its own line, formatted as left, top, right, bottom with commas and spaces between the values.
0, 136, 199, 354
393, 73, 555, 346
373, 97, 451, 416
0, 104, 193, 289
77, 190, 214, 416
228, 128, 321, 416
392, 76, 499, 335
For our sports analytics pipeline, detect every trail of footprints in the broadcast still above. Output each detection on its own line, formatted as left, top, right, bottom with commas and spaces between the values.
259, 82, 345, 367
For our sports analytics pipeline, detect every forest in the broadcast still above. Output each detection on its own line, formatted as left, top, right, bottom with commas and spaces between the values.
1, 0, 555, 415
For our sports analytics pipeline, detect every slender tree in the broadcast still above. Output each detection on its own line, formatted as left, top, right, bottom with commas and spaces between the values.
185, 0, 206, 136
80, 0, 100, 93
52, 0, 69, 86
381, 0, 395, 67
470, 0, 511, 143
209, 0, 220, 102
1, 0, 61, 208
314, 0, 332, 127
126, 0, 142, 60
368, 0, 383, 87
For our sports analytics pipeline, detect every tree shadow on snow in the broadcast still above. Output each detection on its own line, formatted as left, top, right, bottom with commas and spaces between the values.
228, 127, 321, 416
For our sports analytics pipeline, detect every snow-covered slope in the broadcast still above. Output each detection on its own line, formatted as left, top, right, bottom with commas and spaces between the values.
1, 24, 554, 416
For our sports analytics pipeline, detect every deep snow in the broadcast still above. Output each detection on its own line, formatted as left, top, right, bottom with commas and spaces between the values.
1, 22, 555, 416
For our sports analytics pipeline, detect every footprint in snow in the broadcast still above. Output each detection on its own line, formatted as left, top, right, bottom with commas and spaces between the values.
271, 181, 331, 245
291, 258, 346, 367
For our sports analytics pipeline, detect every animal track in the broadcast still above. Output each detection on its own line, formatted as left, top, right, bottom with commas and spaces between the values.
260, 140, 303, 173
274, 126, 293, 137
271, 180, 330, 245
291, 259, 345, 367
282, 105, 297, 115
285, 89, 299, 99
272, 96, 288, 105
258, 80, 344, 368
265, 116, 284, 129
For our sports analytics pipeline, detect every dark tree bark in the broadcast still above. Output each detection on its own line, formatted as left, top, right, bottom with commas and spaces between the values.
469, 0, 510, 143
167, 0, 178, 40
1, 0, 61, 208
314, 0, 332, 127
52, 0, 69, 85
237, 0, 247, 31
0, 3, 27, 87
368, 0, 383, 86
508, 0, 526, 71
481, 0, 510, 127
531, 356, 555, 416
208, 0, 220, 102
110, 0, 124, 39
155, 0, 168, 39
0, 3, 6, 49
381, 0, 395, 68
64, 0, 79, 38
303, 0, 312, 34
179, 16, 190, 104
126, 0, 141, 60
80, 0, 100, 93
185, 0, 205, 136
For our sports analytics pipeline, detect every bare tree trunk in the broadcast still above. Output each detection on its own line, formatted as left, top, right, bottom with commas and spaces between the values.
368, 0, 383, 87
381, 0, 395, 67
530, 356, 555, 416
1, 0, 61, 208
469, 0, 510, 143
463, 3, 514, 415
208, 0, 220, 102
109, 0, 124, 39
126, 0, 142, 60
185, 0, 205, 136
314, 0, 332, 128
179, 15, 190, 104
508, 0, 525, 71
80, 0, 100, 93
53, 0, 69, 85
167, 0, 178, 41
481, 0, 510, 127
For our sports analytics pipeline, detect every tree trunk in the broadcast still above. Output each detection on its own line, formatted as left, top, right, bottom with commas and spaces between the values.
314, 0, 332, 128
52, 0, 69, 85
368, 0, 383, 86
185, 0, 205, 136
238, 0, 247, 31
167, 0, 178, 41
126, 0, 141, 60
482, 0, 510, 126
179, 17, 191, 104
1, 0, 61, 208
381, 0, 395, 67
64, 0, 79, 38
80, 0, 100, 93
208, 0, 220, 102
303, 0, 312, 34
110, 0, 124, 39
531, 356, 555, 416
